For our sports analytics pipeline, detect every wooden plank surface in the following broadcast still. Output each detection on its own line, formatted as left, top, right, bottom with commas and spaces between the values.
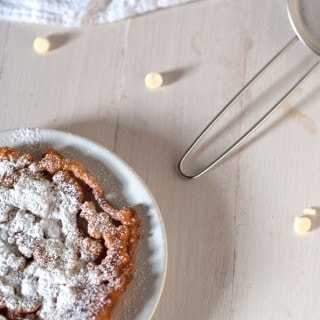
1, 0, 320, 319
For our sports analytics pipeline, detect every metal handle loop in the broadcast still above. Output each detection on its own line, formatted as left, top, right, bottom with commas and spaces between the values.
178, 36, 320, 179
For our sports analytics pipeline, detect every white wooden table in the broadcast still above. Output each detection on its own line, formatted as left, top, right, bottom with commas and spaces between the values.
1, 0, 320, 319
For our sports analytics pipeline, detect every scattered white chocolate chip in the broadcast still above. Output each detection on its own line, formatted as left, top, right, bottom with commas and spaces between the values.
145, 72, 163, 89
294, 216, 312, 234
33, 37, 51, 54
302, 207, 317, 216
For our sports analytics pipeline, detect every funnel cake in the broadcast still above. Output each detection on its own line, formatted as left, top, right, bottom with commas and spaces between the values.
0, 147, 139, 320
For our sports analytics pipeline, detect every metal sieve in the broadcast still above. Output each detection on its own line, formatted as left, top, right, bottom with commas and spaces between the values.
178, 0, 320, 179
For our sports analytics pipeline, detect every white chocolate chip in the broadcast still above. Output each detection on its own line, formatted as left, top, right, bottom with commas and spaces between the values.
145, 73, 163, 89
33, 37, 50, 54
294, 216, 312, 234
302, 207, 317, 216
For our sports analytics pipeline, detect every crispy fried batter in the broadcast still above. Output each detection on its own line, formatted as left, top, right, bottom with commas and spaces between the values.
0, 147, 139, 320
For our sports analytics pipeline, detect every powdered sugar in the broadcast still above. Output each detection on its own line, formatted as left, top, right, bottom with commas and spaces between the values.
0, 151, 119, 319
7, 174, 54, 217
0, 129, 164, 320
9, 128, 42, 146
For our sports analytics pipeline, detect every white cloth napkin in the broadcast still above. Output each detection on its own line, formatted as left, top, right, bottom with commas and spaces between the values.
0, 0, 195, 27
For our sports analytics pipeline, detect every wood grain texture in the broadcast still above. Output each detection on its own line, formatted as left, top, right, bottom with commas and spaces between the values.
0, 0, 320, 319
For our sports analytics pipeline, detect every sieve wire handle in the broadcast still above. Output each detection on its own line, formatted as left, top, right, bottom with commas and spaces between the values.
178, 36, 320, 179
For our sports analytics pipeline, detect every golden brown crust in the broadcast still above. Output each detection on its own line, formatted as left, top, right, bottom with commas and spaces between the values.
0, 146, 140, 320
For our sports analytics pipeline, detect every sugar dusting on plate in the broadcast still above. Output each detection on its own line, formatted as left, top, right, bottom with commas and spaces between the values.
4, 128, 46, 158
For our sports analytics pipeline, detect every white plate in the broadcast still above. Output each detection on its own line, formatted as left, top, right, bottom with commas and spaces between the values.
0, 128, 167, 320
